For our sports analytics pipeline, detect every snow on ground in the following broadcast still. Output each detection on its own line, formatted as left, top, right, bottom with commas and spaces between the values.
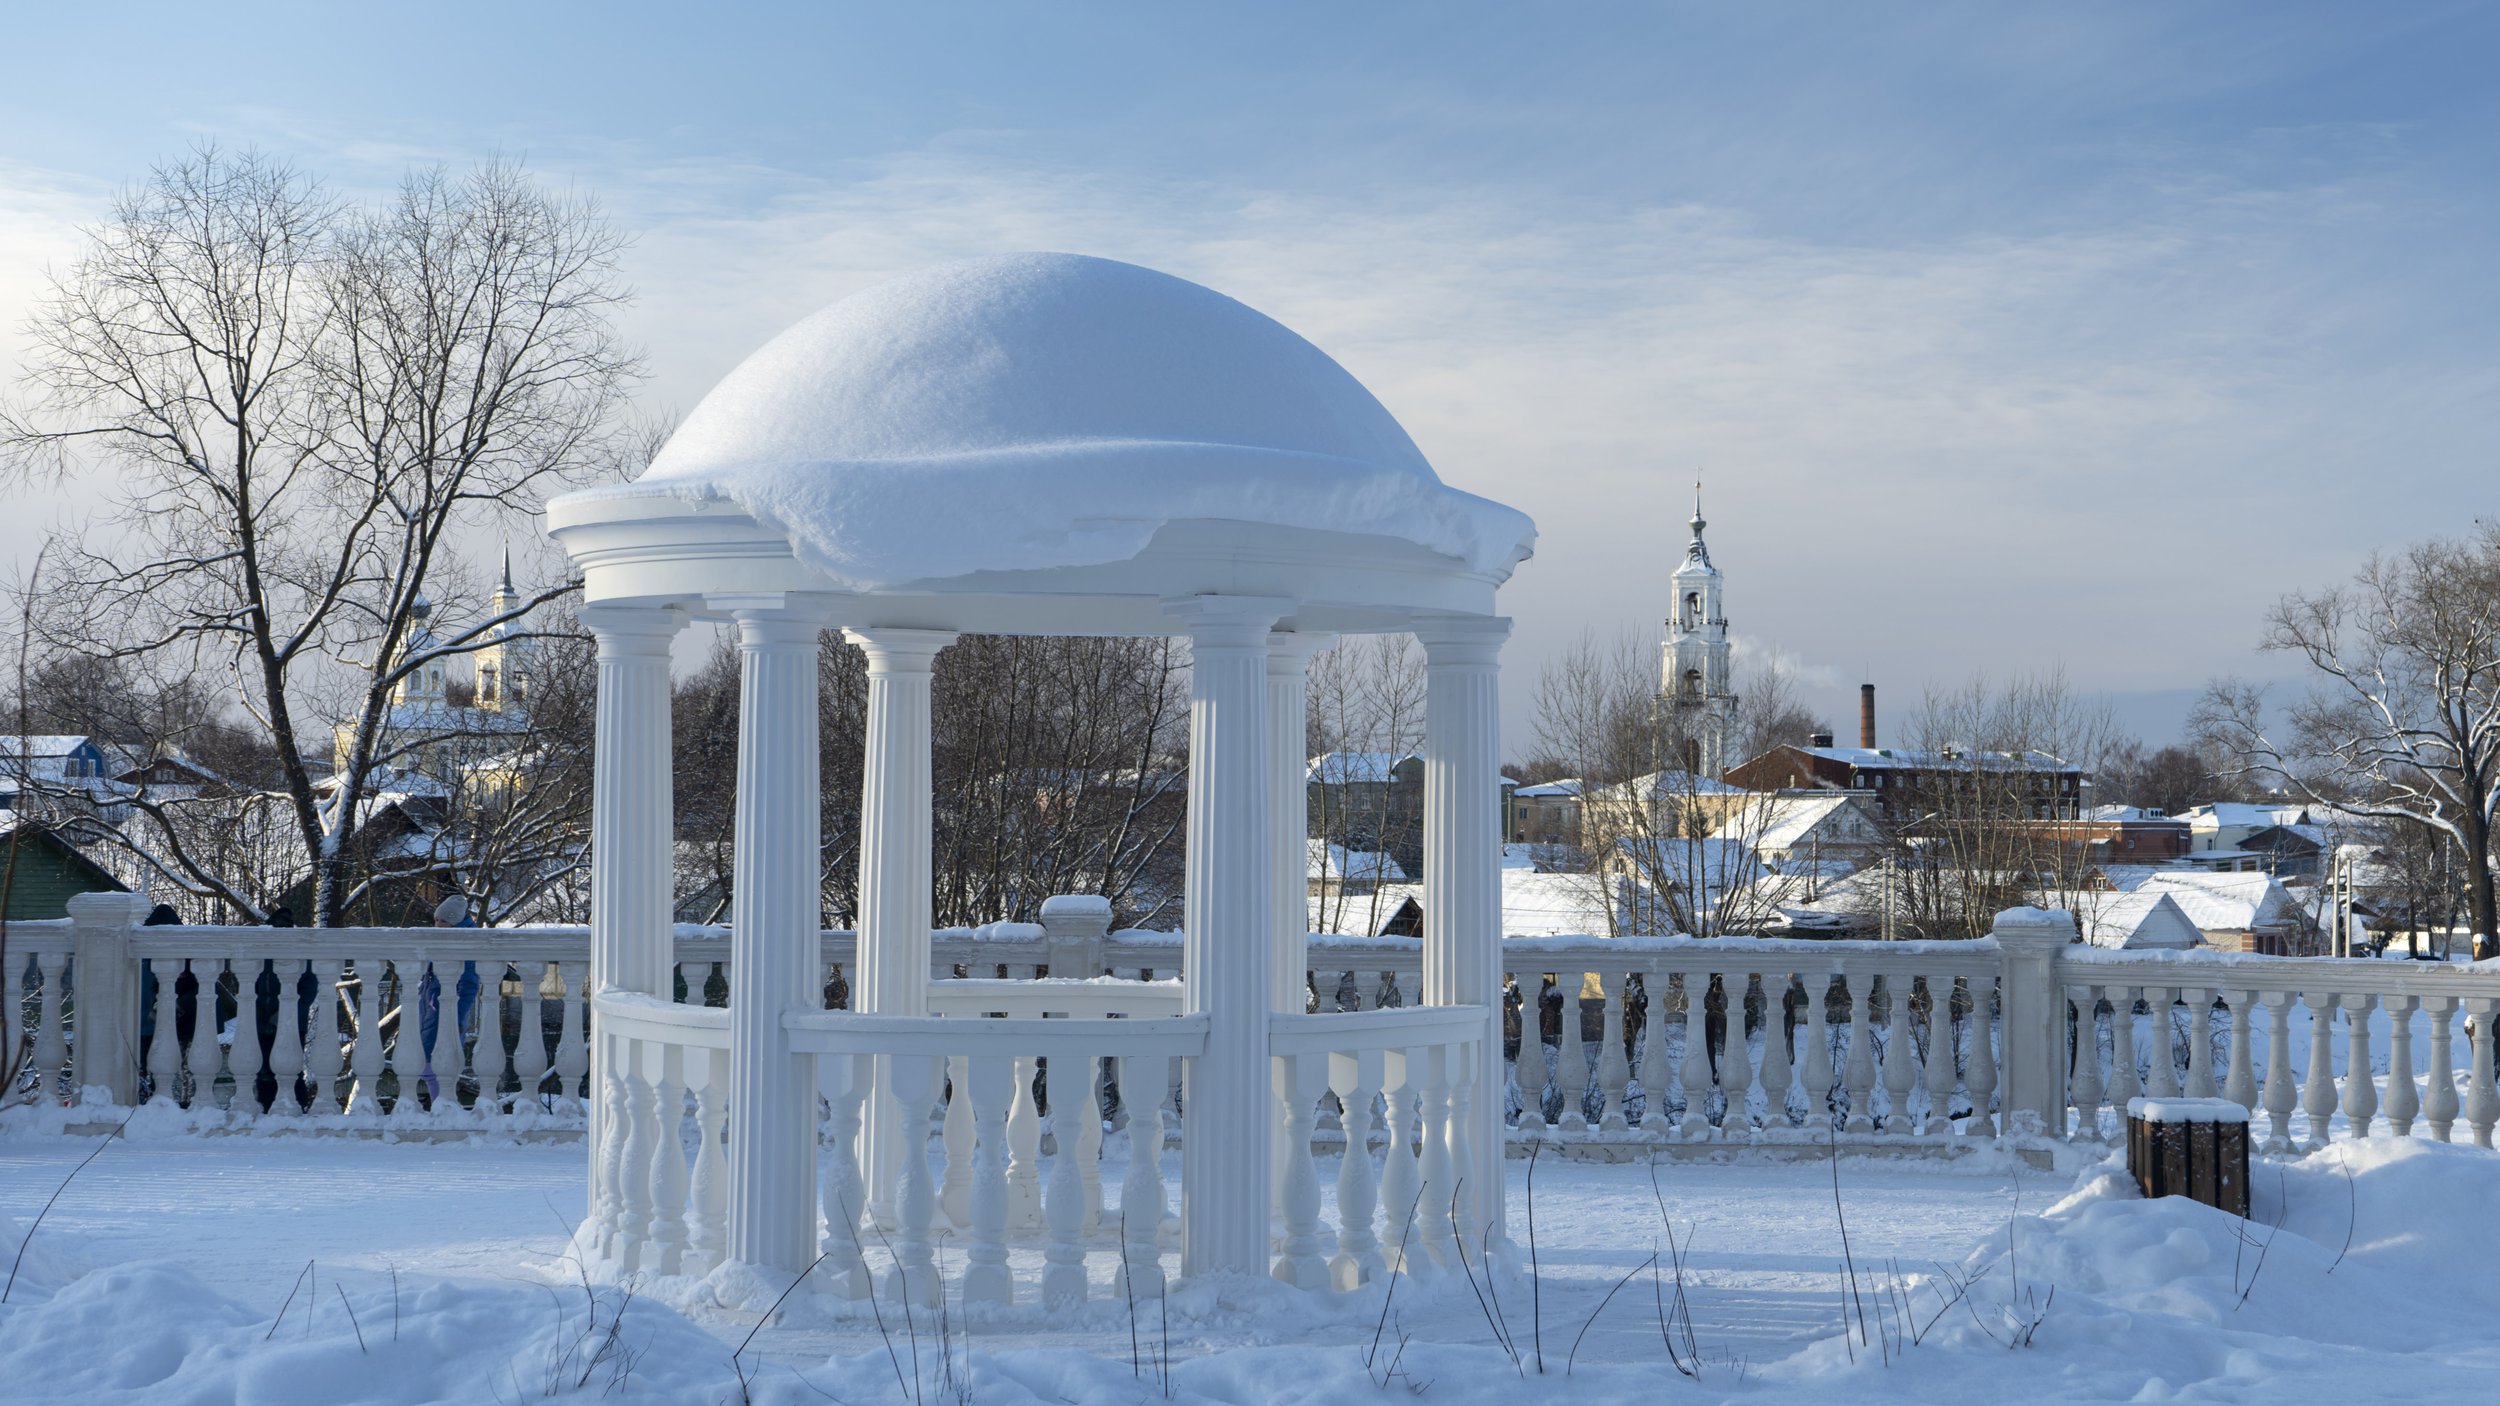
3, 1127, 2495, 1403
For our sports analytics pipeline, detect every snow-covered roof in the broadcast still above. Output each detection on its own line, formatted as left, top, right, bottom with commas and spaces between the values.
1308, 751, 1413, 785
598, 253, 1535, 590
1713, 794, 1878, 852
2137, 870, 2298, 933
2079, 890, 2203, 949
0, 735, 93, 758
2087, 804, 2183, 824
1514, 778, 1584, 799
1306, 840, 1408, 883
2177, 802, 2309, 830
1791, 744, 2085, 775
1614, 836, 1768, 894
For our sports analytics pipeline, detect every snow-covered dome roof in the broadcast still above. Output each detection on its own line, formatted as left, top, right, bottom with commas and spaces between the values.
619, 253, 1534, 589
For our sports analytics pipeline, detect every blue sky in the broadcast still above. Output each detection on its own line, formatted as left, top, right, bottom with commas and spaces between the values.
4, 3, 2497, 745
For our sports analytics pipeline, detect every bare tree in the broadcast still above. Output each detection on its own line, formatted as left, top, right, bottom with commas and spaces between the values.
1531, 629, 1818, 936
1307, 636, 1429, 936
2195, 527, 2500, 957
1, 147, 638, 925
1864, 671, 2119, 940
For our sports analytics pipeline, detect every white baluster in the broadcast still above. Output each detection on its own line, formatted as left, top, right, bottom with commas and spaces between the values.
2301, 993, 2340, 1150
1007, 1056, 1044, 1230
346, 957, 383, 1113
471, 958, 509, 1113
2384, 994, 2420, 1138
961, 1053, 1014, 1305
554, 962, 588, 1106
514, 962, 550, 1105
1758, 973, 1794, 1131
649, 1044, 690, 1275
885, 1053, 943, 1307
2340, 992, 2378, 1140
1447, 1043, 1482, 1259
1963, 978, 1998, 1138
941, 1055, 975, 1228
1043, 1053, 1093, 1305
2182, 988, 2217, 1099
1680, 971, 1716, 1141
1596, 975, 1630, 1132
691, 1047, 730, 1272
1076, 1054, 1107, 1232
2066, 985, 2106, 1142
1414, 1044, 1457, 1266
1801, 971, 1834, 1133
1556, 971, 1590, 1133
591, 1038, 627, 1259
1272, 1051, 1330, 1288
2260, 992, 2297, 1153
820, 1051, 872, 1297
267, 960, 304, 1116
2463, 998, 2498, 1149
382, 959, 417, 1114
1879, 973, 1917, 1135
1841, 971, 1877, 1136
1716, 976, 1753, 1136
1376, 1048, 1422, 1275
1513, 973, 1548, 1138
146, 957, 180, 1106
2221, 989, 2257, 1115
2106, 986, 2143, 1119
617, 1041, 659, 1271
1635, 974, 1668, 1131
186, 960, 225, 1113
31, 951, 68, 1102
2424, 996, 2460, 1142
1116, 1052, 1170, 1299
1919, 975, 1954, 1135
1329, 1048, 1384, 1289
2139, 987, 2179, 1099
306, 958, 344, 1114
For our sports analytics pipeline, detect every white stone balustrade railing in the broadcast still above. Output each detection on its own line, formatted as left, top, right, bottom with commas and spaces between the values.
17, 896, 2500, 1165
1269, 1003, 1489, 1289
786, 1003, 1210, 1306
2058, 946, 2500, 1151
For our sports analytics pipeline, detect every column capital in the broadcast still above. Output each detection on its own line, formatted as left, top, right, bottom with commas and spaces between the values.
1266, 629, 1337, 673
843, 626, 959, 672
580, 604, 686, 656
1162, 594, 1294, 648
1415, 614, 1510, 666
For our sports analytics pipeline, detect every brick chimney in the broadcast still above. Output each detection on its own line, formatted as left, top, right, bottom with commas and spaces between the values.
1860, 684, 1877, 749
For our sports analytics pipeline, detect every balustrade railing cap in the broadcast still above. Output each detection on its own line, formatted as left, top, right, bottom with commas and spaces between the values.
1989, 906, 2079, 945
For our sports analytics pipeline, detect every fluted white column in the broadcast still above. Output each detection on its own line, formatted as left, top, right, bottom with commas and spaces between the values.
1167, 594, 1290, 1277
1269, 631, 1333, 1014
1418, 615, 1509, 1254
848, 628, 956, 1223
724, 605, 826, 1277
582, 605, 683, 1225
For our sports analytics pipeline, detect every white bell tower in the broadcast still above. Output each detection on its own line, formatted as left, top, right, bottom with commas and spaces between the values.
1660, 484, 1736, 776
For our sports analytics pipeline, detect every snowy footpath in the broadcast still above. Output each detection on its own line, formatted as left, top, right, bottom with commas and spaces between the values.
3, 1125, 2495, 1404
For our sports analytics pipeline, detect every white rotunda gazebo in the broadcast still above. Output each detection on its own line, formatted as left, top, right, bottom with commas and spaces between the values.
548, 253, 1535, 1305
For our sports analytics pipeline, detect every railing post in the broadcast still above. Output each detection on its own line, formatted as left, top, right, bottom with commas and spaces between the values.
1040, 895, 1111, 980
68, 891, 149, 1104
1990, 907, 2076, 1140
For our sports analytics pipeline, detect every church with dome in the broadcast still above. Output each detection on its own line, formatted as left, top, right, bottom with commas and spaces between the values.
328, 556, 540, 787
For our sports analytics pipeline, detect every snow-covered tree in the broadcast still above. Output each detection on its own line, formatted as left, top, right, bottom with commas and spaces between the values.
2197, 525, 2500, 958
